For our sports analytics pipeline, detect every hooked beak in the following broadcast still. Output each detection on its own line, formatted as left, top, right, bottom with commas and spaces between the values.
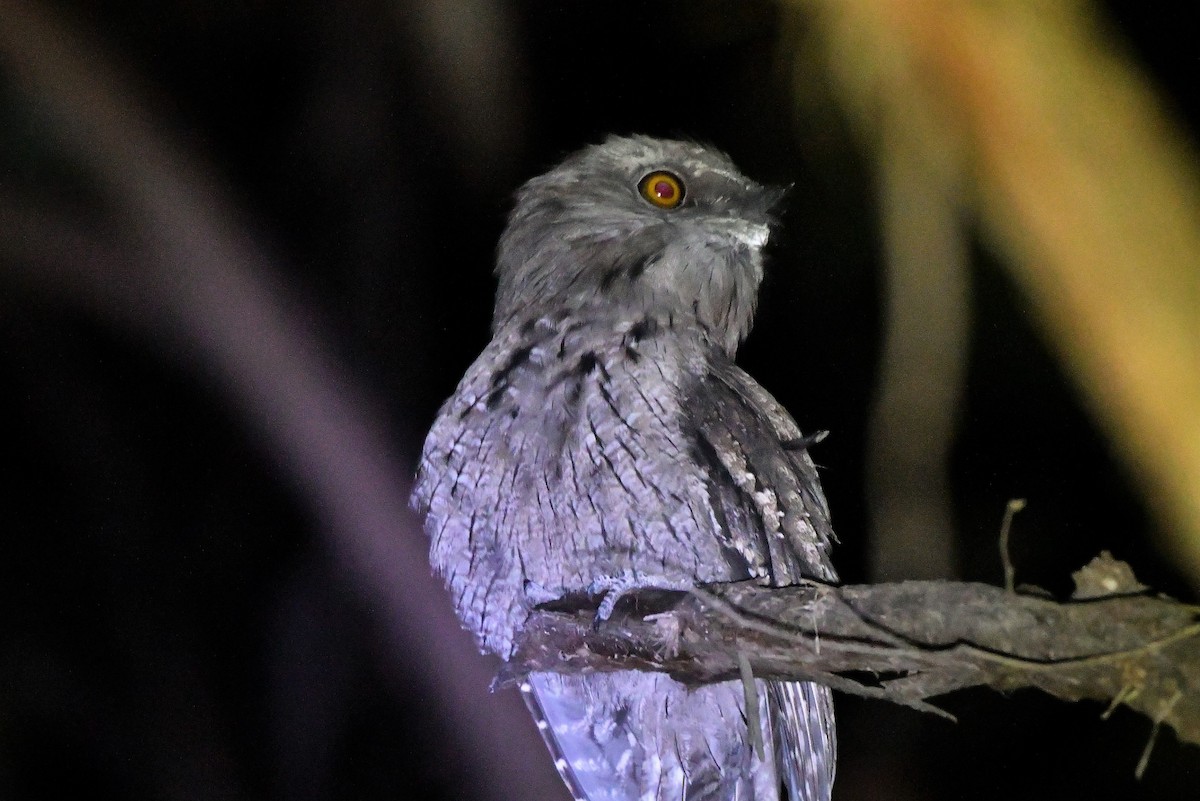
705, 182, 790, 250
758, 182, 791, 214
731, 182, 789, 249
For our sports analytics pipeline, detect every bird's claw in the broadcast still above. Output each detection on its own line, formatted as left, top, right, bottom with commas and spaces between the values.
589, 575, 694, 626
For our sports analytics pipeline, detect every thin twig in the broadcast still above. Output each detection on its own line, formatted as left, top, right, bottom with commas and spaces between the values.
1136, 689, 1183, 779
738, 652, 766, 761
999, 498, 1027, 593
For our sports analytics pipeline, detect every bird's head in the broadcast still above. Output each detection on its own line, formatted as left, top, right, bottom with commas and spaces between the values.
494, 135, 785, 356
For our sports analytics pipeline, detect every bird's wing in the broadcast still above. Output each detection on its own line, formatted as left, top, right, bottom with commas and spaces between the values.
684, 355, 839, 801
683, 354, 837, 586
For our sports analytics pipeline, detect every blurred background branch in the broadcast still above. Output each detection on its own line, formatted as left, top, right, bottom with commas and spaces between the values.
866, 100, 969, 582
0, 1, 562, 799
797, 0, 1200, 589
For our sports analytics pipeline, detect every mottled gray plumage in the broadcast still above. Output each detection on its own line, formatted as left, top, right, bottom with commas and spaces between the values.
411, 135, 838, 801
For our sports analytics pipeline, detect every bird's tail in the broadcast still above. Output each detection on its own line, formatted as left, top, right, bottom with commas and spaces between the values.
522, 671, 641, 801
767, 681, 836, 801
522, 670, 783, 800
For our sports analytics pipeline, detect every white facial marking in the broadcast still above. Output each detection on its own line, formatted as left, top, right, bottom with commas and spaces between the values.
741, 225, 770, 249
717, 221, 769, 249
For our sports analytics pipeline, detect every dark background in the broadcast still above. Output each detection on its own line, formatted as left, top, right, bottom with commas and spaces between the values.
1, 2, 1196, 799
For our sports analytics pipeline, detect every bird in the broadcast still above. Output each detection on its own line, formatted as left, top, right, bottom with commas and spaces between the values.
411, 135, 838, 801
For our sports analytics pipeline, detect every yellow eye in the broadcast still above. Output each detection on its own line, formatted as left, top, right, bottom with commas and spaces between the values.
638, 171, 685, 209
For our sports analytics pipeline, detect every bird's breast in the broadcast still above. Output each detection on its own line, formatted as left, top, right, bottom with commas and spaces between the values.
418, 313, 744, 654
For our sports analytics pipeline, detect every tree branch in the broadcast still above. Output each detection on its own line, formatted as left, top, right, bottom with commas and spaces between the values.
507, 553, 1200, 748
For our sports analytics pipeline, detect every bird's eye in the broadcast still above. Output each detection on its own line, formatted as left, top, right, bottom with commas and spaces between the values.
638, 171, 685, 209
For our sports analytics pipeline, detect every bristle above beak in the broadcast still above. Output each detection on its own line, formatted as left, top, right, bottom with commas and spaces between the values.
760, 183, 791, 214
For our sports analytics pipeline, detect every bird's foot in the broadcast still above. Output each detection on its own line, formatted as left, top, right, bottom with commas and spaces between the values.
588, 575, 695, 623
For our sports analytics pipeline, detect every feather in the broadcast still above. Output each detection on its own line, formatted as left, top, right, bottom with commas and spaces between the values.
411, 136, 838, 800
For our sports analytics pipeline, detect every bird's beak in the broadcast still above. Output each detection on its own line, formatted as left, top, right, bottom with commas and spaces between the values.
758, 183, 791, 215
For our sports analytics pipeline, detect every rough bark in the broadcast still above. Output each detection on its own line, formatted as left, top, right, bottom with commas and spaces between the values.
507, 553, 1200, 748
